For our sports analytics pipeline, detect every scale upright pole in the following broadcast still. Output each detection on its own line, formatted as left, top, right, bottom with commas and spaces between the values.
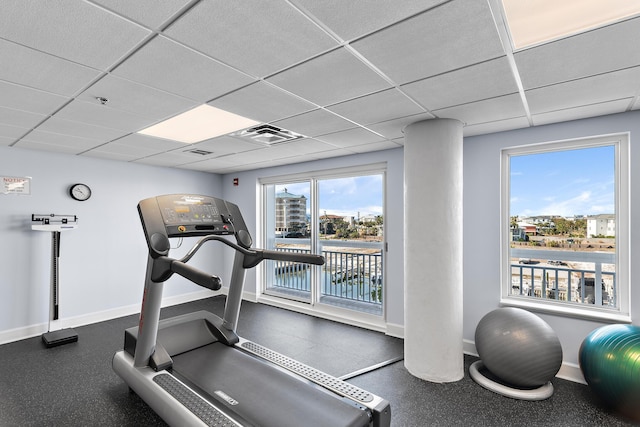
32, 214, 79, 348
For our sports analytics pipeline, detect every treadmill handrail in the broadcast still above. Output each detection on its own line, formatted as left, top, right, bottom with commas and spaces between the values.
179, 234, 325, 269
170, 259, 221, 291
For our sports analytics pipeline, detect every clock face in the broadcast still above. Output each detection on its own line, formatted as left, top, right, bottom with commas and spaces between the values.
69, 183, 91, 201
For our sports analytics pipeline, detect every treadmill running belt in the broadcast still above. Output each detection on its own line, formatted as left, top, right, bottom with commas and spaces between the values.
172, 342, 370, 427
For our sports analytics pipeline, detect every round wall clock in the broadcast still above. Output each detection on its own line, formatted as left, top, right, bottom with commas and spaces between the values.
69, 183, 92, 201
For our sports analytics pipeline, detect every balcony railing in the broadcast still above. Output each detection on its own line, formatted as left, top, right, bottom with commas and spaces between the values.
510, 248, 616, 307
267, 240, 383, 312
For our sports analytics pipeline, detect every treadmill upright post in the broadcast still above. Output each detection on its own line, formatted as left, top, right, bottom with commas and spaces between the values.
222, 251, 247, 333
134, 255, 165, 368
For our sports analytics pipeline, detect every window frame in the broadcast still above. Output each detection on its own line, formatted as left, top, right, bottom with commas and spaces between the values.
500, 133, 630, 322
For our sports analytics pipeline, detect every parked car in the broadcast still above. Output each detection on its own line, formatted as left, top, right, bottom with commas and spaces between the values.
284, 232, 305, 238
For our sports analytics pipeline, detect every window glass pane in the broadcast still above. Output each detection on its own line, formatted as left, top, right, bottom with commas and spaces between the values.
508, 145, 617, 309
264, 182, 312, 303
318, 175, 384, 315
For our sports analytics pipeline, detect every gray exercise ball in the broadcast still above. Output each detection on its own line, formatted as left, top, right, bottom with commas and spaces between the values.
475, 307, 562, 387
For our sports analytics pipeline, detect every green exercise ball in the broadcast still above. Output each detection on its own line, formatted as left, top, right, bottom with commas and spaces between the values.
579, 324, 640, 421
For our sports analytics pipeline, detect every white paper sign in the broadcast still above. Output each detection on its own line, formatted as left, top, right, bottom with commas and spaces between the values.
1, 176, 31, 195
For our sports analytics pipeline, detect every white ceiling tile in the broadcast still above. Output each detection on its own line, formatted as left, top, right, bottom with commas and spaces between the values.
81, 150, 141, 162
291, 0, 447, 41
89, 0, 192, 29
188, 135, 263, 156
532, 99, 633, 126
515, 16, 640, 89
0, 106, 46, 129
310, 148, 359, 160
0, 39, 102, 96
208, 82, 316, 123
112, 36, 255, 102
0, 81, 70, 115
434, 93, 526, 125
177, 155, 254, 172
109, 133, 185, 151
15, 140, 92, 155
401, 57, 519, 110
0, 123, 29, 139
18, 130, 107, 151
463, 116, 530, 137
54, 100, 154, 132
0, 136, 16, 146
266, 48, 391, 106
367, 113, 434, 140
76, 75, 198, 121
134, 150, 206, 167
327, 88, 425, 125
277, 138, 338, 155
84, 141, 161, 158
253, 143, 308, 160
36, 117, 128, 142
351, 0, 505, 84
273, 109, 357, 138
210, 150, 271, 164
245, 155, 312, 170
164, 0, 338, 77
316, 128, 386, 148
349, 140, 401, 154
526, 66, 640, 114
0, 0, 151, 70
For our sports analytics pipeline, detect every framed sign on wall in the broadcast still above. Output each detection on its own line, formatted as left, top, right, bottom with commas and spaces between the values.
1, 176, 31, 195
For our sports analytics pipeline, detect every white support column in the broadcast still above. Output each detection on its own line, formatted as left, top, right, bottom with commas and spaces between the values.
403, 118, 464, 383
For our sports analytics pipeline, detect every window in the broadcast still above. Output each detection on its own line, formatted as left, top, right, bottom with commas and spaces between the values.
501, 133, 630, 321
260, 164, 386, 317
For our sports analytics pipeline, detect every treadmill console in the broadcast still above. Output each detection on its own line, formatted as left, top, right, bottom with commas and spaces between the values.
156, 194, 234, 237
138, 194, 251, 258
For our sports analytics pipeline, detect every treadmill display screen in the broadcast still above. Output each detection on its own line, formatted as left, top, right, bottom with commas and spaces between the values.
154, 195, 232, 237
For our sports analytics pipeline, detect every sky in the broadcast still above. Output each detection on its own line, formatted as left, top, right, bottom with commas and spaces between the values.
276, 174, 384, 218
510, 145, 615, 217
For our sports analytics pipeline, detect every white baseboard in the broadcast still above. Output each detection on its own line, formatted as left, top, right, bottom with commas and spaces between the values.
463, 339, 478, 356
385, 322, 404, 339
556, 361, 586, 384
0, 289, 219, 345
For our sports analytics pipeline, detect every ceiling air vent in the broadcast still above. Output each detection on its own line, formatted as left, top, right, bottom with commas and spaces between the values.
185, 148, 214, 156
234, 124, 304, 145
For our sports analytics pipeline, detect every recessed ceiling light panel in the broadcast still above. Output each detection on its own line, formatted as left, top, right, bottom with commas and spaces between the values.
501, 0, 640, 49
138, 104, 260, 143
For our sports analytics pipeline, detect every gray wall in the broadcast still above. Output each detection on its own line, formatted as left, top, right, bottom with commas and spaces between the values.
0, 146, 223, 335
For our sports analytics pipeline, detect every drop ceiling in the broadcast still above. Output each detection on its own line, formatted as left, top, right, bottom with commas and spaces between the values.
0, 0, 638, 174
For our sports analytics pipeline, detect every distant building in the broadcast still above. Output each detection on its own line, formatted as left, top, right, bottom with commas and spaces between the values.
586, 214, 615, 237
275, 189, 307, 234
517, 221, 537, 236
360, 215, 378, 223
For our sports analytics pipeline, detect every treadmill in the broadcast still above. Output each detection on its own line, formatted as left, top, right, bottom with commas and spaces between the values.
112, 194, 391, 427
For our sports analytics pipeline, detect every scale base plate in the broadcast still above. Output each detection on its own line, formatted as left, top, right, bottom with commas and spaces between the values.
42, 329, 78, 348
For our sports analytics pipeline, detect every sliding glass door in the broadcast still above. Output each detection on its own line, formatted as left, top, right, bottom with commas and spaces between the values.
262, 167, 385, 316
